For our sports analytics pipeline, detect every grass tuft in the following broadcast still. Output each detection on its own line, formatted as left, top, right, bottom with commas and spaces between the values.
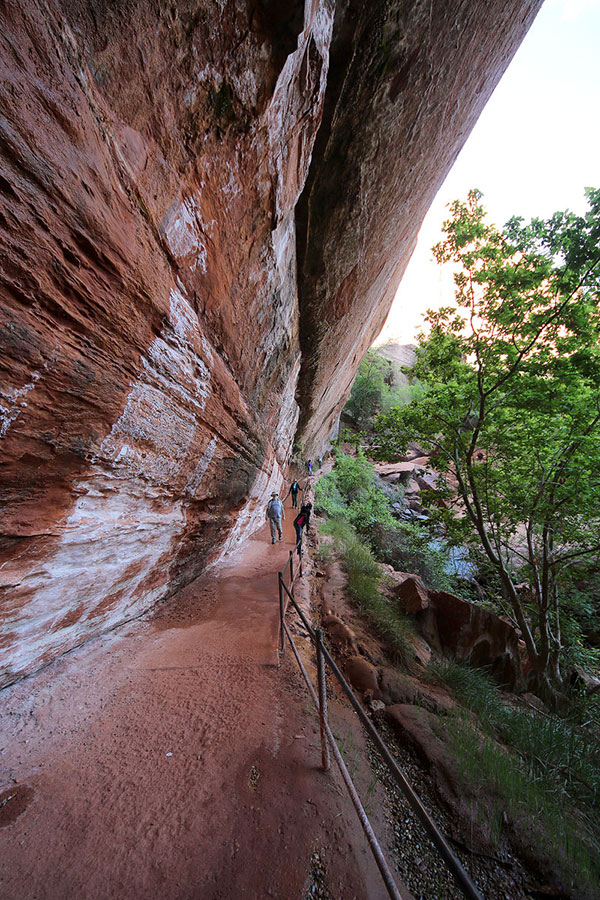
432, 658, 600, 892
321, 517, 414, 665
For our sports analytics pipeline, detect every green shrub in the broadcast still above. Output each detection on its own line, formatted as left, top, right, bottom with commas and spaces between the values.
317, 452, 453, 589
321, 517, 413, 665
348, 486, 397, 536
314, 473, 346, 518
431, 658, 600, 891
331, 451, 375, 503
372, 521, 453, 589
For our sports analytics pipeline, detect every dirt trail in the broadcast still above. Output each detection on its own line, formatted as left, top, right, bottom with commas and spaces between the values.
0, 495, 401, 900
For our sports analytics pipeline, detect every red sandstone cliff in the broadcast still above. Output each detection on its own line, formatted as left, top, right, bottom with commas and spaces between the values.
0, 0, 542, 685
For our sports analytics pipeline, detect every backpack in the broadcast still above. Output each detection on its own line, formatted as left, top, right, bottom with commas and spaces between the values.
293, 513, 306, 528
267, 498, 281, 518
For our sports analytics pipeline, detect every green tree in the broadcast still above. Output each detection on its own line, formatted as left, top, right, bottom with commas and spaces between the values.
344, 350, 393, 430
376, 189, 600, 701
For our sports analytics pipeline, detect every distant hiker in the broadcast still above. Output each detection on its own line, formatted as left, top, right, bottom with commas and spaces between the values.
317, 456, 323, 471
306, 459, 313, 475
266, 492, 284, 544
286, 479, 300, 508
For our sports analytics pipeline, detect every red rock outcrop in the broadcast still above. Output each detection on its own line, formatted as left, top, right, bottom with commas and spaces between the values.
421, 590, 523, 689
295, 0, 542, 450
0, 0, 542, 685
388, 572, 522, 688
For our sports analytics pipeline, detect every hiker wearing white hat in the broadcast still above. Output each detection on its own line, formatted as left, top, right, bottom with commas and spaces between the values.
265, 491, 285, 543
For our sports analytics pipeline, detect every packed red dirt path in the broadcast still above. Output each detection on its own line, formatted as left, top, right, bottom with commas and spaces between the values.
0, 495, 398, 900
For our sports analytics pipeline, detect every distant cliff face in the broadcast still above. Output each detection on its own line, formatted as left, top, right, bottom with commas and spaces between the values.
0, 0, 541, 686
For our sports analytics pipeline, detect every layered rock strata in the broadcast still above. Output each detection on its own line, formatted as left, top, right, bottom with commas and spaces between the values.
1, 0, 541, 685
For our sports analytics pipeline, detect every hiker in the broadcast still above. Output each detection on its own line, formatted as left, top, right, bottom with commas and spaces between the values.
306, 459, 313, 475
266, 491, 284, 543
286, 478, 301, 508
293, 501, 312, 553
317, 456, 323, 471
301, 500, 312, 532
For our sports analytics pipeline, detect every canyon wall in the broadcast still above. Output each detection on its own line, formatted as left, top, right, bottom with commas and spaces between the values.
295, 0, 543, 450
0, 0, 542, 686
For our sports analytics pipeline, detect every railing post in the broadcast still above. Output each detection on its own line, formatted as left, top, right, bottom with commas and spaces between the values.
289, 549, 294, 585
315, 628, 330, 772
278, 571, 285, 655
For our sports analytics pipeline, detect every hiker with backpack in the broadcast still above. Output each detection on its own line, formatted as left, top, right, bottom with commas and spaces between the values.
293, 502, 312, 554
286, 478, 301, 508
265, 492, 285, 544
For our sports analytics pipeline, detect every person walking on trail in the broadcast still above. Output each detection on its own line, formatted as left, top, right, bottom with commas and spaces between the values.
266, 492, 284, 544
293, 501, 312, 554
306, 459, 313, 475
286, 479, 300, 508
301, 500, 312, 532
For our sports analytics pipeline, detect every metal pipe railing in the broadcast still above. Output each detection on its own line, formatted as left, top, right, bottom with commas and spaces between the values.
278, 570, 484, 900
283, 619, 403, 900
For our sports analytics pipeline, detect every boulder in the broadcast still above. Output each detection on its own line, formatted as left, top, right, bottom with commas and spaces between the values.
379, 669, 418, 705
423, 591, 523, 690
322, 614, 358, 655
344, 656, 380, 697
393, 575, 430, 614
407, 632, 433, 669
374, 461, 422, 478
404, 478, 421, 496
385, 704, 449, 772
416, 471, 438, 492
570, 666, 600, 695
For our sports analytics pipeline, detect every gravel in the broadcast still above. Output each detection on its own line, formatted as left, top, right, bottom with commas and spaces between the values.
363, 717, 532, 900
305, 848, 335, 900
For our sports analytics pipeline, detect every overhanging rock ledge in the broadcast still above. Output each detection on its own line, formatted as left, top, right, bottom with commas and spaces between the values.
0, 0, 542, 685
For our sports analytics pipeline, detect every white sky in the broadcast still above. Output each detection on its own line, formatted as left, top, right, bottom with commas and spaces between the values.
377, 0, 600, 345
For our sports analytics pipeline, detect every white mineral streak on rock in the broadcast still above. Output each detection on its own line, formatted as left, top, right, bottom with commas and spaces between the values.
210, 447, 283, 568
185, 436, 218, 498
0, 474, 185, 681
0, 371, 41, 439
100, 288, 212, 482
273, 355, 301, 461
163, 195, 208, 273
201, 335, 214, 366
221, 162, 241, 199
170, 286, 198, 340
271, 214, 295, 281
1, 287, 222, 683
